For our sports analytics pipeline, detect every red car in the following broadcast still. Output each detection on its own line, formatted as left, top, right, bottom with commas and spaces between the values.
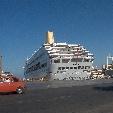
0, 76, 25, 94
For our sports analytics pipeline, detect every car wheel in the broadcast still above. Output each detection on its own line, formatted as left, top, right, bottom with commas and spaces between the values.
16, 87, 24, 94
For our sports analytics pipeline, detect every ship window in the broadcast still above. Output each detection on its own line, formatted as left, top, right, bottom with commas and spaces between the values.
58, 67, 61, 70
62, 59, 70, 63
34, 65, 37, 70
81, 66, 84, 69
57, 71, 59, 73
77, 58, 82, 62
78, 66, 81, 69
66, 67, 69, 69
31, 66, 34, 71
74, 67, 77, 69
36, 63, 40, 70
54, 59, 60, 63
71, 58, 77, 62
73, 64, 77, 65
62, 67, 65, 70
70, 67, 73, 69
46, 47, 50, 49
84, 59, 90, 62
90, 60, 93, 62
85, 66, 90, 69
42, 63, 47, 67
41, 64, 44, 68
49, 56, 52, 59
37, 62, 40, 65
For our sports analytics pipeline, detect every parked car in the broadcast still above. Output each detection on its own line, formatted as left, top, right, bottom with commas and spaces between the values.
0, 76, 25, 94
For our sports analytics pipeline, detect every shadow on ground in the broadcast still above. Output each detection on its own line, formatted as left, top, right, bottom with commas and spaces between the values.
0, 92, 19, 95
93, 85, 113, 91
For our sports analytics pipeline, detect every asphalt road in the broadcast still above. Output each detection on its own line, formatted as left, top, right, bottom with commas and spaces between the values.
0, 83, 113, 113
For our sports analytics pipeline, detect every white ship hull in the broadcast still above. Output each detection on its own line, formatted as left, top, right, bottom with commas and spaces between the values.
24, 31, 94, 81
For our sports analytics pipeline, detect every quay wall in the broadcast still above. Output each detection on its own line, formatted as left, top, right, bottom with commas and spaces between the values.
27, 79, 113, 89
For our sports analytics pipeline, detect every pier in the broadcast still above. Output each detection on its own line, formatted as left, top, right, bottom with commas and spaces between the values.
0, 79, 113, 113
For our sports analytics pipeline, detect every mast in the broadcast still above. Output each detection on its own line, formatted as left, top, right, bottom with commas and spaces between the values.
0, 55, 2, 75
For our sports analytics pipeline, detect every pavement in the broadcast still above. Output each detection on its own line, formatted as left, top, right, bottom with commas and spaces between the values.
0, 81, 113, 113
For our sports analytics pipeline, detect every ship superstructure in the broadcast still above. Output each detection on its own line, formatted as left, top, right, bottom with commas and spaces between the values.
24, 31, 94, 80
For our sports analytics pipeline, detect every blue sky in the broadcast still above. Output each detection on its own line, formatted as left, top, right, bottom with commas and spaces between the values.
0, 0, 113, 77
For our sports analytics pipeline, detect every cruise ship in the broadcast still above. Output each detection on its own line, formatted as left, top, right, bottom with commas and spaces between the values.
24, 31, 94, 81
